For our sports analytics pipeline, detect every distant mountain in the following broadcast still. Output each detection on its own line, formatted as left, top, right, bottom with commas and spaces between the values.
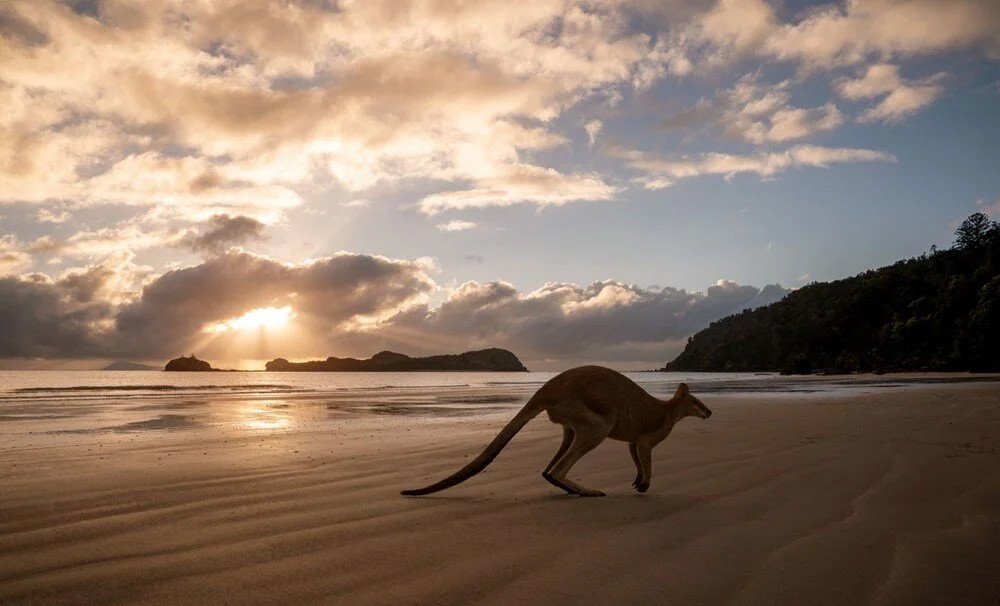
265, 348, 528, 372
103, 360, 157, 371
665, 214, 1000, 374
164, 355, 215, 371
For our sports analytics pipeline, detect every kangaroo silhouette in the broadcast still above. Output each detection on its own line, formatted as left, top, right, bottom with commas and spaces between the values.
402, 366, 712, 497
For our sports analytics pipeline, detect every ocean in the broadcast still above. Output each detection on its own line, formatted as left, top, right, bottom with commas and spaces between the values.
2, 370, 996, 445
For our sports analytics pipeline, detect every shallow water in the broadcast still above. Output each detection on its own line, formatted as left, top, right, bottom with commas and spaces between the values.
0, 369, 755, 396
1, 370, 997, 442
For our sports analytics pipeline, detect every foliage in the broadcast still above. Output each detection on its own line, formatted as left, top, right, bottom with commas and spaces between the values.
665, 214, 1000, 373
954, 212, 999, 250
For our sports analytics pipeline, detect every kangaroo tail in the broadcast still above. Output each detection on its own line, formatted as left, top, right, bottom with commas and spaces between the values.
401, 395, 547, 496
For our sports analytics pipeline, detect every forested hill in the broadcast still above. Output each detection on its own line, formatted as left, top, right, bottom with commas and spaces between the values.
664, 214, 1000, 373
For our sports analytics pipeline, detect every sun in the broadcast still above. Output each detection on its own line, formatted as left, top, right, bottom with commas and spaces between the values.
206, 306, 294, 333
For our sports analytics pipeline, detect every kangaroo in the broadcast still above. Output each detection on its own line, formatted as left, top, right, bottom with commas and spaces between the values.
401, 365, 712, 497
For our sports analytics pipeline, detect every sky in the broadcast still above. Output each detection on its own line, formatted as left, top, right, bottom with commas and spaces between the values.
1, 0, 999, 370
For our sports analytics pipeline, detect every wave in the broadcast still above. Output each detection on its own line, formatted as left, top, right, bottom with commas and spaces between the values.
329, 383, 472, 392
484, 380, 546, 386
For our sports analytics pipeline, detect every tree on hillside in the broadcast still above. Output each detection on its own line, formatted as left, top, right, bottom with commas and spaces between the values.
955, 212, 998, 249
967, 276, 1000, 371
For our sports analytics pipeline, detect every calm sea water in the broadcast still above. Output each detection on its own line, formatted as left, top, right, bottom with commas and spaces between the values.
0, 370, 772, 440
5, 369, 998, 405
0, 369, 768, 401
2, 370, 995, 441
0, 370, 744, 441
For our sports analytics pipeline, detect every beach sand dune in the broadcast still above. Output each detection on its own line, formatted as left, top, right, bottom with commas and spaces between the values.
2, 385, 998, 605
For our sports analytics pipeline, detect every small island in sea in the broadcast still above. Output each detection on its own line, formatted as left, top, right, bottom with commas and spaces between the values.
265, 348, 528, 372
164, 355, 215, 371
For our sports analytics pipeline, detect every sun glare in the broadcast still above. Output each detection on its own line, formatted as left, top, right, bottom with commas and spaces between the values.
206, 306, 294, 333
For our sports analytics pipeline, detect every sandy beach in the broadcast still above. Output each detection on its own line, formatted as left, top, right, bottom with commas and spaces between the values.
2, 381, 999, 606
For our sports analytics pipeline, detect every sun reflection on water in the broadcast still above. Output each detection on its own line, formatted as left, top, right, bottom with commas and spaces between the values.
238, 404, 292, 431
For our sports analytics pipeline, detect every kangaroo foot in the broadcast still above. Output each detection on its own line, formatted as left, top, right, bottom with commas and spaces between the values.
543, 473, 605, 497
542, 472, 578, 495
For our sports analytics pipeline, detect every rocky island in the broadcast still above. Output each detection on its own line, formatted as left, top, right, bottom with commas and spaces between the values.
104, 360, 158, 371
265, 348, 528, 372
164, 355, 215, 371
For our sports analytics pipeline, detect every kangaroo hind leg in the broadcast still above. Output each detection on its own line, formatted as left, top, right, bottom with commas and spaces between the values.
629, 442, 642, 489
542, 426, 576, 495
548, 424, 610, 497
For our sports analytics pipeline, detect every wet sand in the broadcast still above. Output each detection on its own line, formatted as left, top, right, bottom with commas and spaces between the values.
2, 383, 999, 605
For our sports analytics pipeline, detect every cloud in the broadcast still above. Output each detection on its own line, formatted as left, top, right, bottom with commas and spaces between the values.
682, 0, 778, 68
860, 84, 945, 123
70, 153, 301, 223
662, 75, 843, 144
0, 253, 148, 358
837, 64, 904, 99
2, 0, 987, 226
585, 120, 603, 147
23, 219, 184, 260
0, 235, 31, 274
112, 250, 436, 357
0, 0, 663, 216
836, 64, 947, 122
437, 220, 478, 232
638, 177, 676, 191
17, 211, 260, 266
0, 245, 789, 368
765, 0, 1000, 69
55, 254, 150, 306
765, 103, 844, 142
417, 164, 617, 214
336, 278, 790, 368
36, 207, 71, 223
180, 214, 267, 255
625, 144, 896, 187
672, 0, 1000, 71
0, 249, 435, 361
0, 275, 114, 358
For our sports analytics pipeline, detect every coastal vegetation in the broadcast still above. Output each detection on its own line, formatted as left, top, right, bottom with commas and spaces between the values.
665, 214, 1000, 373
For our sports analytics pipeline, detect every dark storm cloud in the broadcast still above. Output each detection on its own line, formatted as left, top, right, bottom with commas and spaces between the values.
0, 250, 435, 360
180, 214, 266, 255
0, 249, 788, 367
112, 250, 435, 356
0, 275, 113, 358
335, 279, 789, 367
56, 264, 116, 303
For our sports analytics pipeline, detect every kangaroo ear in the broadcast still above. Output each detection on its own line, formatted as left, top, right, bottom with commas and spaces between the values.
675, 383, 689, 397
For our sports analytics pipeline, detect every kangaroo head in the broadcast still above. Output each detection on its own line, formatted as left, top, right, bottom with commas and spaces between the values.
674, 383, 712, 419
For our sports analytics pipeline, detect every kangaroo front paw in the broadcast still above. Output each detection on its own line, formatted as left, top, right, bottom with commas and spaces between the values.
635, 480, 649, 493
